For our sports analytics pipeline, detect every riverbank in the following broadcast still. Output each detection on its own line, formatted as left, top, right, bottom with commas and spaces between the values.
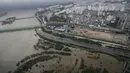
13, 38, 124, 73
36, 28, 130, 59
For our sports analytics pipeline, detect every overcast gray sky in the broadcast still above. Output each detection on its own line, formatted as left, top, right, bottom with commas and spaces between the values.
0, 0, 74, 5
0, 0, 77, 10
0, 0, 97, 11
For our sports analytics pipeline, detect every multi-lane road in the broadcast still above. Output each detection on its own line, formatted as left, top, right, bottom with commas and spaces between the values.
36, 28, 130, 58
35, 11, 130, 59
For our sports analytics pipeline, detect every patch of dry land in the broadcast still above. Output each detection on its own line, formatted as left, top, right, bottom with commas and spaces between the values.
74, 26, 128, 44
12, 39, 125, 73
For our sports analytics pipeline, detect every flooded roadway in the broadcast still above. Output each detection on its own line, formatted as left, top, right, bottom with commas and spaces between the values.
36, 28, 130, 58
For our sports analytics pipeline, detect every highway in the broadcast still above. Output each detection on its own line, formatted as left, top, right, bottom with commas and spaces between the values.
0, 9, 128, 73
34, 11, 130, 59
36, 28, 130, 58
0, 11, 129, 59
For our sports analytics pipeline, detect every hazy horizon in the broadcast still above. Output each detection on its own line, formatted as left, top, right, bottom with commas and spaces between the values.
0, 0, 74, 11
0, 0, 97, 11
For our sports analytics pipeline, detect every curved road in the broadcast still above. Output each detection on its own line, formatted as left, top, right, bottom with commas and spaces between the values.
35, 11, 130, 60
36, 28, 130, 59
